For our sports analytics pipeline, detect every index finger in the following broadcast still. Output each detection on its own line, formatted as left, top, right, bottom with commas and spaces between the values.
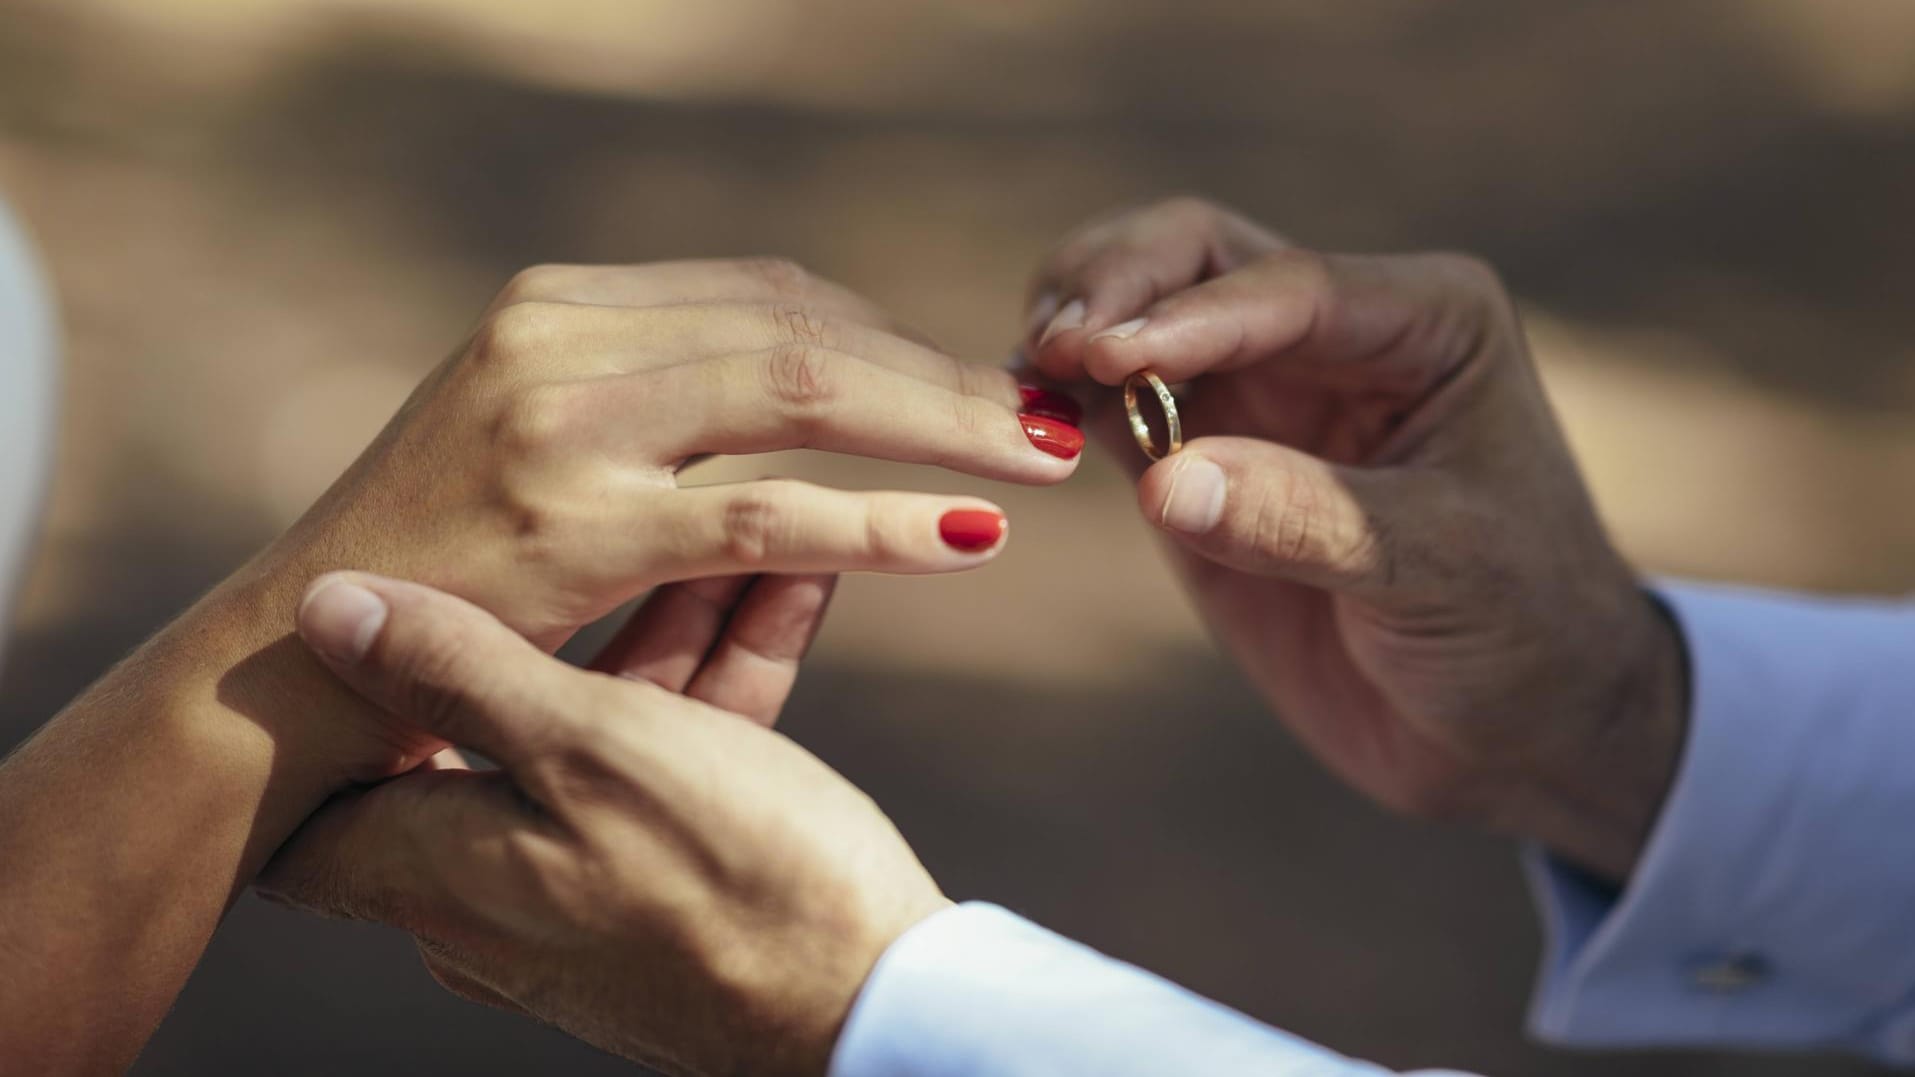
488, 258, 937, 347
1025, 197, 1283, 380
1073, 248, 1513, 389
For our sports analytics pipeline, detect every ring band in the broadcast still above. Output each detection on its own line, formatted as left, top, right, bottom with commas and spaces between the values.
1123, 370, 1182, 461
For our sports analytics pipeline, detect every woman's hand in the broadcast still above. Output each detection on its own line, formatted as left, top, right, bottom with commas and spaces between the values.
0, 257, 1082, 1073
229, 258, 1086, 779
1022, 199, 1685, 880
262, 571, 944, 1077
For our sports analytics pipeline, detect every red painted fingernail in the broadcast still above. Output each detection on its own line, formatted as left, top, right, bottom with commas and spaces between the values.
1020, 414, 1085, 460
1019, 385, 1083, 425
939, 509, 1007, 552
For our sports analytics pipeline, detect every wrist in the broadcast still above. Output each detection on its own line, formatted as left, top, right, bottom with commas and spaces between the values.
162, 565, 442, 788
0, 567, 410, 1067
724, 892, 953, 1077
1503, 586, 1690, 883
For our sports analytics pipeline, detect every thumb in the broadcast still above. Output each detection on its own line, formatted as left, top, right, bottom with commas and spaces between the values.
1138, 437, 1413, 596
297, 572, 585, 769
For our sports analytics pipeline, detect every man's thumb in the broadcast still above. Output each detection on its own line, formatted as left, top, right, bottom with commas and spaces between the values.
1138, 437, 1404, 595
297, 572, 577, 767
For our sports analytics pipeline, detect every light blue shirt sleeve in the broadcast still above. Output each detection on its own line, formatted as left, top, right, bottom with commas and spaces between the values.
830, 902, 1477, 1077
1526, 581, 1915, 1060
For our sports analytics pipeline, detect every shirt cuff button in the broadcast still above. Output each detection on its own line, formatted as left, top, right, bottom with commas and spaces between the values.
1690, 953, 1770, 993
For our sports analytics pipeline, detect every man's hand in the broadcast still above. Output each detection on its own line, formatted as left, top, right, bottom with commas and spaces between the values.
260, 570, 947, 1077
1023, 198, 1688, 880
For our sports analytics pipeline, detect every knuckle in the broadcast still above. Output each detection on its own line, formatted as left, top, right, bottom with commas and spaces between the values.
1252, 475, 1318, 566
768, 302, 833, 349
498, 263, 572, 305
860, 499, 903, 564
1265, 246, 1335, 295
720, 482, 801, 566
949, 358, 993, 399
1158, 193, 1223, 229
761, 341, 837, 410
1428, 251, 1505, 297
472, 301, 564, 368
1421, 251, 1516, 359
735, 256, 811, 300
1249, 470, 1330, 566
1245, 469, 1385, 581
947, 393, 984, 440
1080, 249, 1154, 298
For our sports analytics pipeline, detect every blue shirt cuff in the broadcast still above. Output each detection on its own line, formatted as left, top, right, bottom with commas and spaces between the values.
1526, 581, 1915, 1059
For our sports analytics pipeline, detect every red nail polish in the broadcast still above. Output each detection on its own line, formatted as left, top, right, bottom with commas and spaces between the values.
939, 509, 1006, 552
1019, 385, 1083, 425
1020, 414, 1085, 460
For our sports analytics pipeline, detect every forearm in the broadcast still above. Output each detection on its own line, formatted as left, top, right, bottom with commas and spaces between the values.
0, 571, 393, 1072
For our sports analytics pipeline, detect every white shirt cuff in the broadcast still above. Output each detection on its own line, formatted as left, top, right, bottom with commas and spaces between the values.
829, 902, 1425, 1077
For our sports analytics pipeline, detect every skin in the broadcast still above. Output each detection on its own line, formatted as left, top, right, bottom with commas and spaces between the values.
261, 571, 945, 1077
0, 258, 1072, 1073
1021, 197, 1689, 881
262, 202, 1694, 1075
4, 206, 1693, 1071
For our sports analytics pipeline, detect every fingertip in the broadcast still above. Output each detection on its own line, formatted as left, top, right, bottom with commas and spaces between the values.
298, 572, 391, 665
1023, 291, 1060, 345
938, 504, 1009, 555
1081, 333, 1152, 386
1019, 414, 1087, 464
1137, 452, 1227, 536
1034, 339, 1095, 385
1036, 296, 1086, 350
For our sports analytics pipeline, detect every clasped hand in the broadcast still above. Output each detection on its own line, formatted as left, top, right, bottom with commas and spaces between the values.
261, 201, 1692, 1076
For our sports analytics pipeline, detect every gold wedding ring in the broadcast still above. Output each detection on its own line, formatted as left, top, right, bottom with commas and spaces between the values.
1123, 370, 1182, 461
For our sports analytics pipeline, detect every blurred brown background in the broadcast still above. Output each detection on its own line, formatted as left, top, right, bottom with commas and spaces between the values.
4, 1, 1914, 1073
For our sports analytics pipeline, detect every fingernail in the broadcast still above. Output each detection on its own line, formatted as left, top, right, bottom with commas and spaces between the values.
1160, 455, 1227, 534
1019, 385, 1084, 425
1092, 316, 1148, 342
1037, 298, 1085, 347
298, 574, 388, 664
939, 508, 1007, 552
1025, 292, 1060, 339
1021, 414, 1085, 460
